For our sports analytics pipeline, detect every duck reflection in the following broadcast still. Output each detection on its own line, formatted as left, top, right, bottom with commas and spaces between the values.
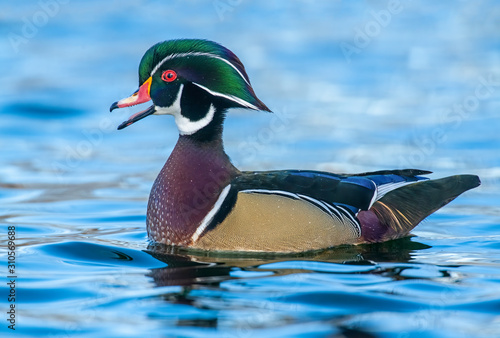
144, 237, 431, 288
143, 238, 431, 331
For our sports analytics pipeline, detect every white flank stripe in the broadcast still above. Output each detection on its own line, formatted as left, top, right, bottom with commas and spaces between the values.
297, 194, 332, 216
325, 204, 343, 223
193, 83, 259, 110
151, 52, 251, 86
241, 189, 298, 199
336, 205, 361, 235
191, 184, 232, 243
242, 189, 361, 237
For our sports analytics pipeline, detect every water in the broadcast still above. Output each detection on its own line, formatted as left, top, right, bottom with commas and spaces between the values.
1, 1, 500, 337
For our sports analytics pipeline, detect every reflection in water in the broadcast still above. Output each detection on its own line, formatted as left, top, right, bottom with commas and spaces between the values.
143, 238, 433, 332
145, 237, 431, 287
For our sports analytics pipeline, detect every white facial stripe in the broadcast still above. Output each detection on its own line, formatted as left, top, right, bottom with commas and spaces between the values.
193, 83, 259, 110
175, 104, 215, 135
154, 83, 216, 135
150, 52, 251, 87
154, 84, 183, 116
191, 184, 232, 243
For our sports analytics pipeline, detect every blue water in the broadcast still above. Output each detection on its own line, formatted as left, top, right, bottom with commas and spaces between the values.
1, 1, 500, 337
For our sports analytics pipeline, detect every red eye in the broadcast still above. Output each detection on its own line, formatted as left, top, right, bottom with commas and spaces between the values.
161, 70, 177, 82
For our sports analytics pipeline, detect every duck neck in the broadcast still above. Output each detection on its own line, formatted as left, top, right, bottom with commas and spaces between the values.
146, 126, 239, 246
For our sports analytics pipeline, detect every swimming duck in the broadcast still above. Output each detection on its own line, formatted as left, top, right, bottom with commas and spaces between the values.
110, 39, 480, 253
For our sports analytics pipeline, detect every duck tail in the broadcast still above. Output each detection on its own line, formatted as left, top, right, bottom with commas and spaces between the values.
357, 174, 481, 243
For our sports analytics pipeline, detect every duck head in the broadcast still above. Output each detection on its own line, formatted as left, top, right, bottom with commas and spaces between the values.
110, 39, 270, 136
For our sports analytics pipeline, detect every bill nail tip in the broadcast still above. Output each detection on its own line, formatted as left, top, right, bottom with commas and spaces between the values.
110, 102, 119, 112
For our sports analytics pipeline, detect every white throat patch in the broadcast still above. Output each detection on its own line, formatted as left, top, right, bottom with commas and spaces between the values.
154, 84, 216, 135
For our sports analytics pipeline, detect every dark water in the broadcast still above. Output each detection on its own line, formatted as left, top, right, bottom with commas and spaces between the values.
2, 1, 500, 337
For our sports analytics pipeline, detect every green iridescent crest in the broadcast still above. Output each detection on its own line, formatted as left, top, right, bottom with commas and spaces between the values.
138, 39, 270, 111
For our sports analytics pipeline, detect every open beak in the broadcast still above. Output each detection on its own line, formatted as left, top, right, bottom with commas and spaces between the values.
110, 77, 156, 129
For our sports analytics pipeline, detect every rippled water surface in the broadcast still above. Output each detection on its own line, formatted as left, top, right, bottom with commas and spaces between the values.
2, 1, 500, 337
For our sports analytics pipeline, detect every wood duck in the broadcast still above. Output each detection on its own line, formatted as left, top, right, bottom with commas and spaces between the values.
110, 39, 480, 253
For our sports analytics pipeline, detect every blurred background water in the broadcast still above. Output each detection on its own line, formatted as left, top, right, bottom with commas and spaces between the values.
1, 1, 500, 337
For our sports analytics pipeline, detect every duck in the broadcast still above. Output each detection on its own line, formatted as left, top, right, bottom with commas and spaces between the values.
110, 39, 480, 253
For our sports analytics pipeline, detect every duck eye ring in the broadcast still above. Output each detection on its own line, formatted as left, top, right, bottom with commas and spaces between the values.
161, 70, 177, 82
